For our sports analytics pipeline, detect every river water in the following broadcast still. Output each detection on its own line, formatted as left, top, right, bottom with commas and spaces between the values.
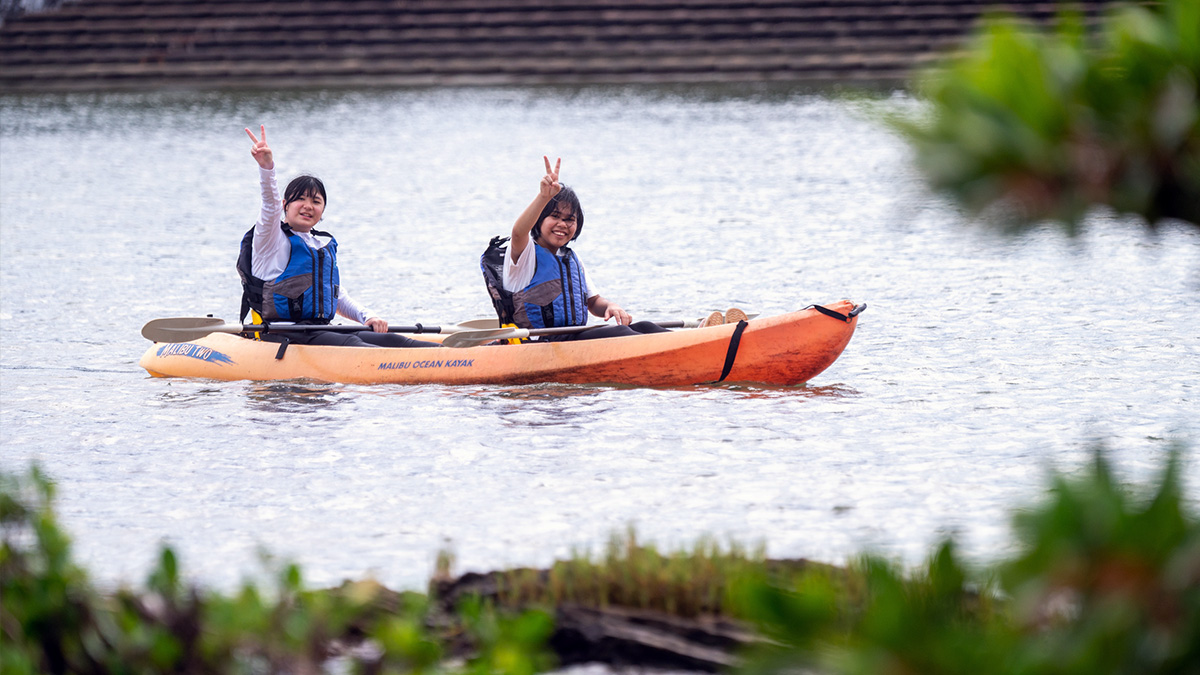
1, 86, 1197, 592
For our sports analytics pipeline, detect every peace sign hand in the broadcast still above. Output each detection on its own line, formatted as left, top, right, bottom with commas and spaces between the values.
539, 156, 562, 199
245, 124, 274, 170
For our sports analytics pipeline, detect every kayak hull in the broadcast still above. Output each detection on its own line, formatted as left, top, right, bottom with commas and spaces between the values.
139, 301, 863, 386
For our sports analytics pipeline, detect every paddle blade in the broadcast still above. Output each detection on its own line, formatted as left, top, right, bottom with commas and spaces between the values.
442, 327, 527, 348
141, 317, 243, 343
455, 318, 502, 329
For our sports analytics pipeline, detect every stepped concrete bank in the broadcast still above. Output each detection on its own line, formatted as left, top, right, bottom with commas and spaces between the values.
1, 0, 1115, 93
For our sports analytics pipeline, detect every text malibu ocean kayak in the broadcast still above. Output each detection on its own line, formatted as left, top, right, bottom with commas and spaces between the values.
139, 301, 865, 386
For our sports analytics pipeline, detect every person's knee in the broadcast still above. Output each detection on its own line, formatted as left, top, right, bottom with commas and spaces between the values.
357, 331, 442, 348
305, 331, 368, 347
583, 325, 638, 339
630, 321, 669, 334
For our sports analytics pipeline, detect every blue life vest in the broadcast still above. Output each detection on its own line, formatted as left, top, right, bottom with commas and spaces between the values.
237, 223, 340, 323
511, 242, 589, 329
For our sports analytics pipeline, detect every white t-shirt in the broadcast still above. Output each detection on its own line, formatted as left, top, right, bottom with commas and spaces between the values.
252, 166, 375, 323
502, 239, 600, 299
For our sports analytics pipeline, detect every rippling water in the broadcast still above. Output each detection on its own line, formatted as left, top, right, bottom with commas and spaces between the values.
2, 86, 1197, 592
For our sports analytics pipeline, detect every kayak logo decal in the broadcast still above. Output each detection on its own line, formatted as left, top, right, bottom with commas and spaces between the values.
156, 343, 236, 366
377, 358, 474, 371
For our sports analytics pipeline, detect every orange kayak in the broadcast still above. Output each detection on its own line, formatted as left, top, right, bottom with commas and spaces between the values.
138, 301, 864, 386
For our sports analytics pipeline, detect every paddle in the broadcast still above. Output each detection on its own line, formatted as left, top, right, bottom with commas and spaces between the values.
442, 320, 697, 348
144, 312, 759, 346
141, 317, 471, 344
449, 314, 754, 332
455, 318, 503, 329
442, 310, 761, 347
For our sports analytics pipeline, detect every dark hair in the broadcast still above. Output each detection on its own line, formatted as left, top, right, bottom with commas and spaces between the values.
283, 175, 327, 210
531, 186, 584, 242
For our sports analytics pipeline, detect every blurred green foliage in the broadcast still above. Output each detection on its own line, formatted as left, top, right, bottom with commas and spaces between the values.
0, 467, 555, 674
894, 0, 1200, 231
4, 448, 1197, 673
457, 596, 555, 675
736, 448, 1200, 675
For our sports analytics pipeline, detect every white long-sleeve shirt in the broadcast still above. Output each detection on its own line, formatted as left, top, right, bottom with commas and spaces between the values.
253, 166, 376, 324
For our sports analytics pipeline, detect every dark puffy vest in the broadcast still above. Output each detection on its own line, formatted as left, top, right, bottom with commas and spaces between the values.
481, 236, 517, 325
237, 223, 340, 323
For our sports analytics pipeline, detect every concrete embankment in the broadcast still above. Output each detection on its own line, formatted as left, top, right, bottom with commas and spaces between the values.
0, 1, 1115, 93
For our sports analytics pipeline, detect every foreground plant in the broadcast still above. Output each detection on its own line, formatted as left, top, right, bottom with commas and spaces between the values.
736, 448, 1200, 675
1001, 451, 1200, 673
0, 467, 554, 674
4, 447, 1197, 674
894, 0, 1200, 231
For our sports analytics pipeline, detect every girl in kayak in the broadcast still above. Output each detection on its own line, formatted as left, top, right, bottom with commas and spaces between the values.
501, 157, 673, 340
238, 125, 440, 348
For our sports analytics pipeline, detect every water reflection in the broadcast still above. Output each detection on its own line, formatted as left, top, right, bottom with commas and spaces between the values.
455, 379, 862, 426
477, 384, 615, 401
459, 384, 613, 429
154, 386, 229, 405
700, 383, 862, 399
242, 382, 347, 414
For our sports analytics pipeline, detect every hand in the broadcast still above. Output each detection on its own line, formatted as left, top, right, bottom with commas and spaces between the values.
539, 156, 562, 199
365, 317, 388, 333
245, 124, 274, 170
604, 305, 632, 326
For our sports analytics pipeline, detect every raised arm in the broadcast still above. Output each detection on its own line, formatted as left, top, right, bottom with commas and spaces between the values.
245, 124, 274, 170
245, 124, 290, 281
509, 156, 561, 262
246, 124, 282, 232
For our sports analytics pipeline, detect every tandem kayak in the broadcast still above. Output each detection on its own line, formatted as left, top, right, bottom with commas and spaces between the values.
139, 301, 864, 386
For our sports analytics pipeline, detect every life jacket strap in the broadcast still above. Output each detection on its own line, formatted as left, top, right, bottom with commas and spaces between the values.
248, 309, 264, 340
501, 323, 524, 345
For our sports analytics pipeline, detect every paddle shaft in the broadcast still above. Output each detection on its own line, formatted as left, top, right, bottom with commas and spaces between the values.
442, 320, 689, 348
528, 321, 686, 337
142, 317, 453, 344
251, 323, 446, 334
145, 316, 701, 345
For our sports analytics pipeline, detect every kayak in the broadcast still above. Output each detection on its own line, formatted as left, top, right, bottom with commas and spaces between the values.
138, 301, 864, 386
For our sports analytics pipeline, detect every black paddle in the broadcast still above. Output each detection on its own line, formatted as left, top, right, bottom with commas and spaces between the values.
141, 317, 465, 344
143, 313, 751, 346
441, 321, 696, 348
442, 312, 760, 347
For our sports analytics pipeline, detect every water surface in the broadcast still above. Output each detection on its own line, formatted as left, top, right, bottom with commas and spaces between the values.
1, 86, 1197, 591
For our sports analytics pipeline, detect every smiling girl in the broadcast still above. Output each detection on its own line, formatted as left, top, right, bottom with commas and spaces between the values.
501, 157, 670, 340
237, 125, 439, 348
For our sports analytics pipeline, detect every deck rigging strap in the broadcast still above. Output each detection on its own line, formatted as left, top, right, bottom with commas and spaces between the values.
714, 319, 749, 383
810, 304, 849, 322
248, 321, 294, 360
809, 303, 866, 322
